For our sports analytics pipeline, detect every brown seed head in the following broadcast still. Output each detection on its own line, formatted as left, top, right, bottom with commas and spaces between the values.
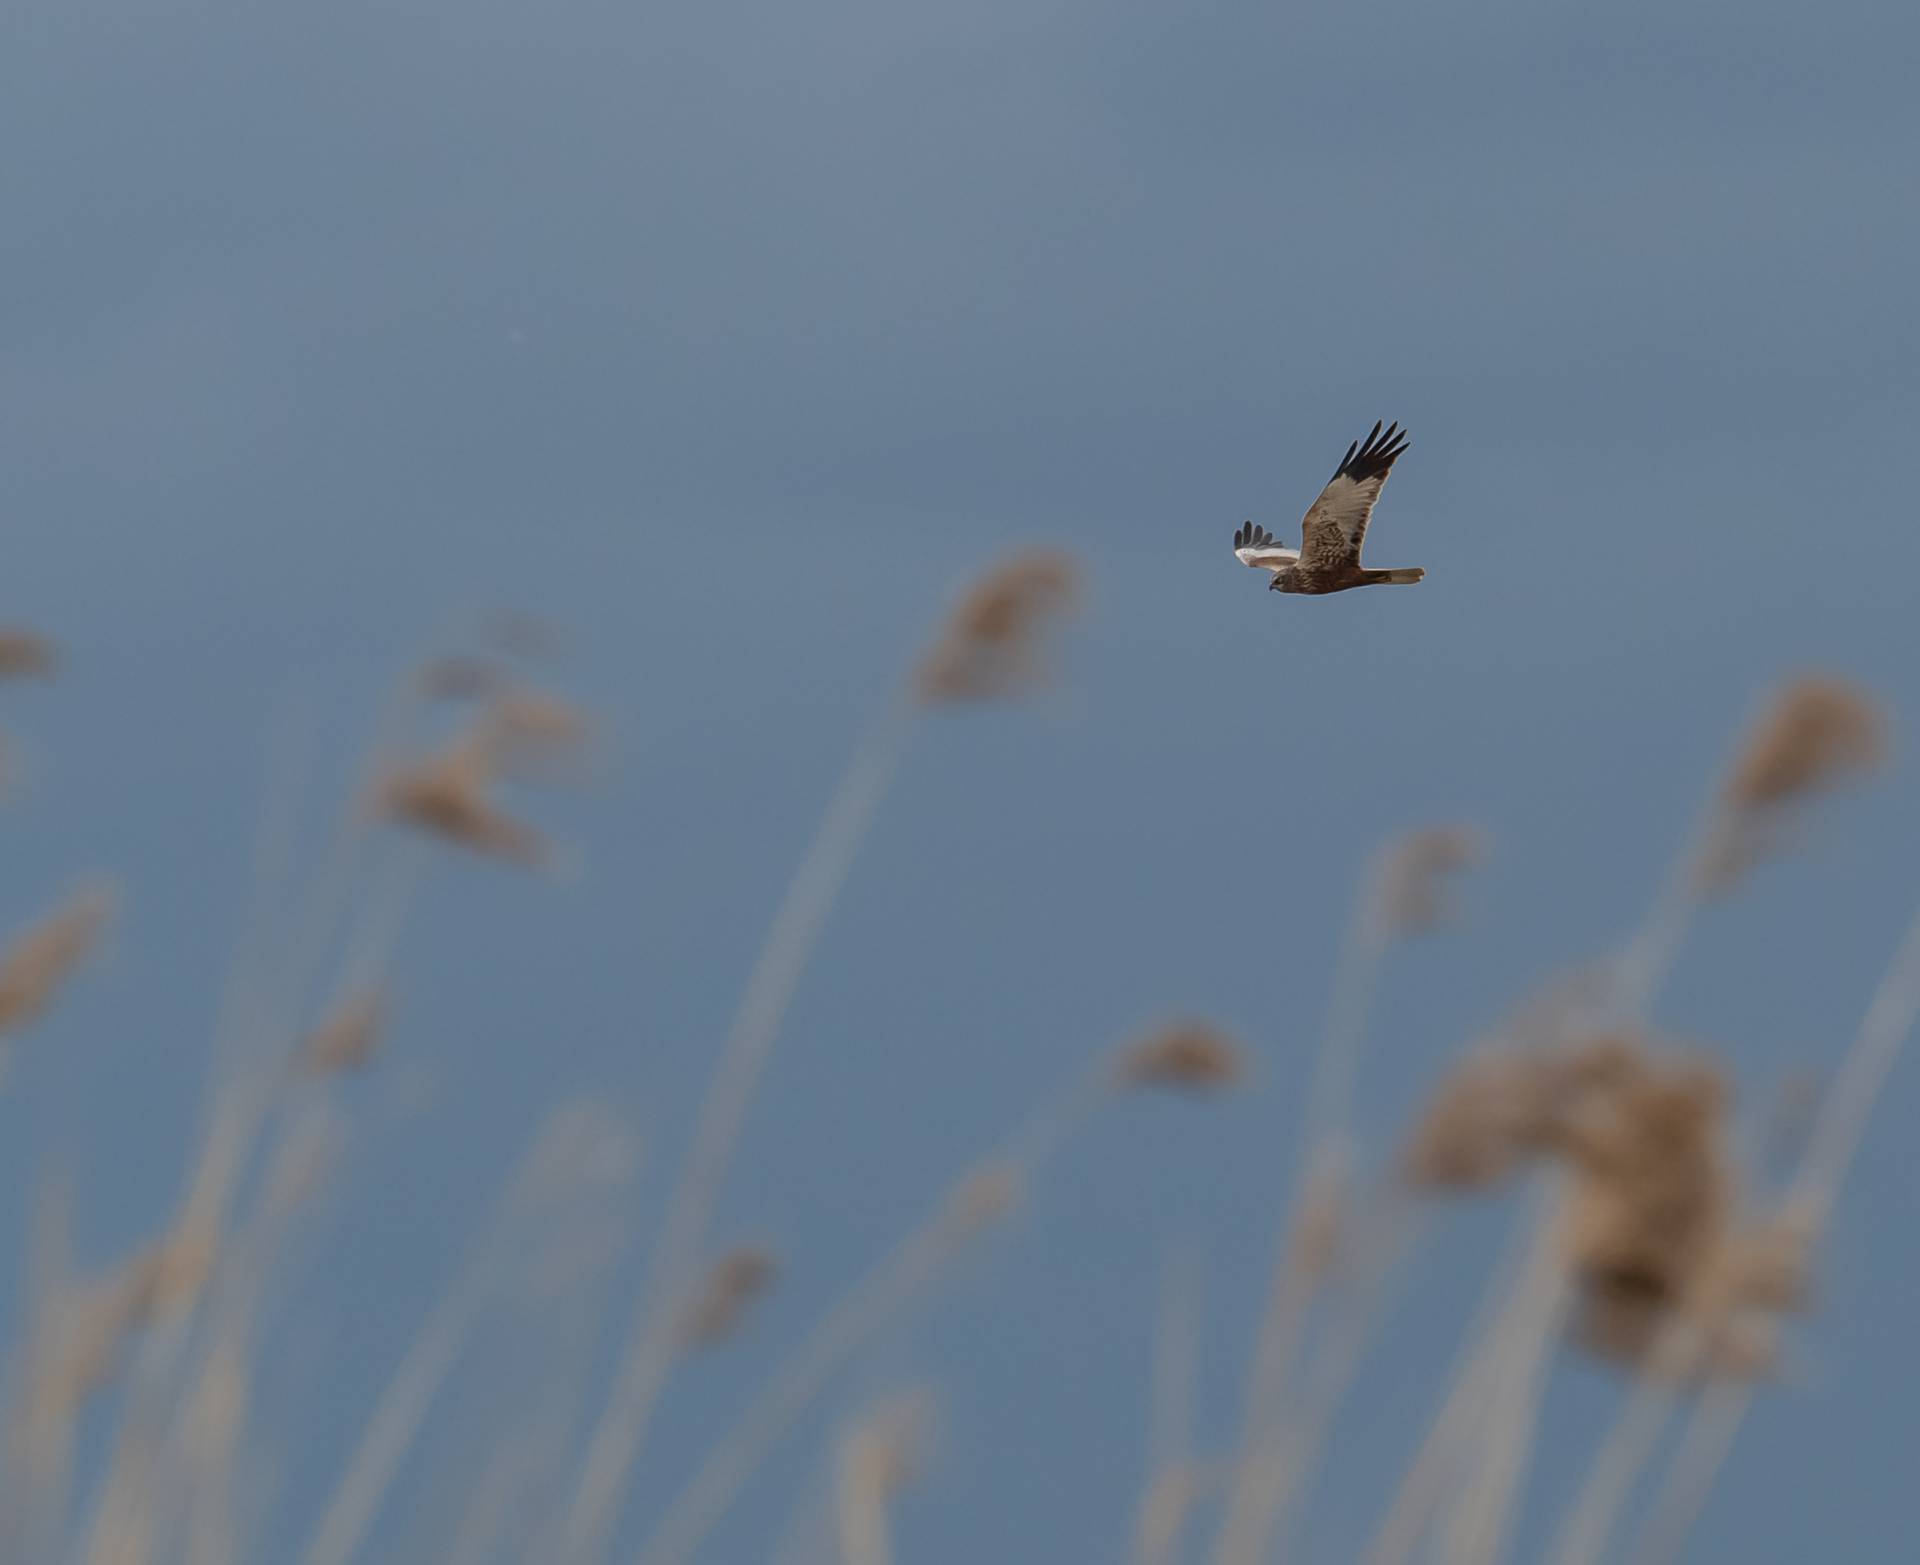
1401, 1034, 1648, 1192
1113, 1021, 1247, 1092
945, 1161, 1023, 1233
473, 689, 594, 779
1721, 677, 1885, 810
1375, 824, 1487, 935
1558, 1055, 1732, 1309
376, 748, 551, 868
682, 1246, 780, 1346
1702, 678, 1887, 893
299, 990, 386, 1075
914, 551, 1079, 705
0, 882, 117, 1038
0, 627, 56, 678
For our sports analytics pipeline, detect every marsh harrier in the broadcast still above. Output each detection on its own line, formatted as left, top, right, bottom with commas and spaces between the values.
1233, 421, 1423, 595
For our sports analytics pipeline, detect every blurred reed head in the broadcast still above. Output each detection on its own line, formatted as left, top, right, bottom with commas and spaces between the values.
0, 880, 117, 1040
299, 990, 387, 1076
944, 1160, 1023, 1234
1700, 676, 1887, 892
0, 627, 56, 679
1557, 1052, 1732, 1325
914, 551, 1079, 705
1409, 1021, 1810, 1382
1113, 1021, 1247, 1093
841, 1387, 938, 1501
376, 744, 552, 869
1400, 1033, 1644, 1192
682, 1246, 780, 1347
1374, 824, 1487, 936
472, 689, 596, 782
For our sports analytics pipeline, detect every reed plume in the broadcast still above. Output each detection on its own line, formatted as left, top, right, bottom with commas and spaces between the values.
562, 548, 1080, 1562
0, 628, 56, 679
634, 1160, 1022, 1565
1131, 1256, 1202, 1565
297, 989, 386, 1076
377, 745, 552, 868
913, 551, 1079, 705
0, 882, 116, 1044
836, 1390, 936, 1565
1617, 674, 1886, 1018
1600, 897, 1920, 1563
1113, 1021, 1247, 1092
1213, 825, 1482, 1565
681, 1246, 780, 1347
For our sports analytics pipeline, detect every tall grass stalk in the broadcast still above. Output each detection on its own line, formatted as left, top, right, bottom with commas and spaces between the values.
301, 1103, 638, 1565
1363, 1195, 1543, 1565
1130, 1253, 1202, 1565
1438, 1183, 1569, 1565
631, 1154, 1012, 1565
1211, 865, 1390, 1565
1623, 895, 1920, 1562
561, 701, 914, 1562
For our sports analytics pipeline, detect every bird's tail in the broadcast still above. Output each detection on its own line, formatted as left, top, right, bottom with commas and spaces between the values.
1363, 567, 1425, 586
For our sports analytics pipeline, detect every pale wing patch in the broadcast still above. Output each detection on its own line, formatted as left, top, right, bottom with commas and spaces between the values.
1232, 521, 1298, 573
1297, 421, 1409, 572
1235, 544, 1300, 572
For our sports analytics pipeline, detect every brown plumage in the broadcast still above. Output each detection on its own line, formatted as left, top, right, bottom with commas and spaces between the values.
1234, 421, 1423, 596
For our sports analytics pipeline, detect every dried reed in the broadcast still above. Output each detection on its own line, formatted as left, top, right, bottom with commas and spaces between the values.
913, 552, 1079, 705
1112, 1022, 1247, 1092
377, 744, 552, 869
0, 881, 116, 1043
1599, 896, 1920, 1563
835, 1389, 935, 1565
1616, 675, 1885, 1018
634, 1159, 1023, 1565
0, 628, 56, 679
1437, 1181, 1572, 1565
1363, 1195, 1545, 1565
558, 703, 915, 1562
563, 550, 1079, 1560
1130, 1255, 1203, 1565
1213, 826, 1480, 1565
297, 990, 386, 1075
300, 1104, 639, 1565
681, 1246, 780, 1347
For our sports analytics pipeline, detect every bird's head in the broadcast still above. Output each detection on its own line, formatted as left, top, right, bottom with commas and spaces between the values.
1267, 571, 1289, 592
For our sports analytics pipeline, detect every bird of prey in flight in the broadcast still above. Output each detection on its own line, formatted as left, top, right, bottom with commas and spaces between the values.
1233, 421, 1423, 595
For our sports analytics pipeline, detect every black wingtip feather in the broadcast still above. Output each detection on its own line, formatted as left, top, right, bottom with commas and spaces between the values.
1335, 419, 1412, 482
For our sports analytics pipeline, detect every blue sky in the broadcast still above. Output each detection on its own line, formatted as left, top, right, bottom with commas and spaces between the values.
4, 0, 1918, 1558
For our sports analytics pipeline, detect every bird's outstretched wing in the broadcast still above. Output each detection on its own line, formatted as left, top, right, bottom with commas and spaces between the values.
1297, 421, 1409, 573
1232, 520, 1300, 573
